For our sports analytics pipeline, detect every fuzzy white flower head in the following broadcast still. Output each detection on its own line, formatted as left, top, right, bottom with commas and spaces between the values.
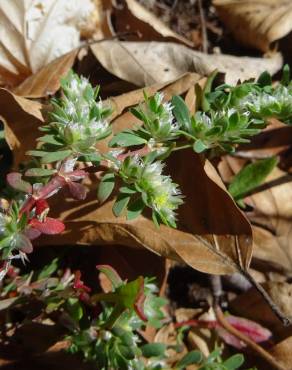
138, 92, 179, 141
0, 212, 7, 235
140, 160, 183, 226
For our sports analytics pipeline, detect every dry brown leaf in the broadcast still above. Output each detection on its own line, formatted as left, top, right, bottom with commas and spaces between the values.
220, 156, 292, 274
113, 0, 193, 47
0, 0, 94, 87
12, 50, 78, 98
0, 88, 43, 167
270, 336, 292, 369
91, 41, 282, 86
264, 282, 292, 320
109, 72, 202, 120
214, 0, 292, 52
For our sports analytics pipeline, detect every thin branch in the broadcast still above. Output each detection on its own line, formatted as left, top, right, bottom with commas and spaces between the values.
198, 0, 208, 53
78, 32, 139, 49
242, 174, 292, 198
241, 270, 290, 326
214, 305, 286, 370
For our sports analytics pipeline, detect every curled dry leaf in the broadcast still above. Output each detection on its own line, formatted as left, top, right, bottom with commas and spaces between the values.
214, 0, 292, 52
270, 336, 292, 369
221, 156, 292, 274
12, 50, 78, 98
91, 41, 282, 86
0, 88, 43, 167
0, 0, 94, 88
112, 0, 193, 47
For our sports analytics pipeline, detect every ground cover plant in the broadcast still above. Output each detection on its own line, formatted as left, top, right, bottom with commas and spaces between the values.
0, 64, 291, 369
0, 2, 292, 369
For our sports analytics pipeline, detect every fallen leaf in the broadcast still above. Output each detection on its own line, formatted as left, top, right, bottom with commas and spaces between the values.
91, 41, 282, 86
217, 314, 272, 349
113, 0, 193, 47
108, 72, 202, 121
270, 336, 292, 369
0, 0, 94, 87
214, 0, 292, 52
0, 88, 43, 167
12, 50, 78, 98
220, 157, 292, 274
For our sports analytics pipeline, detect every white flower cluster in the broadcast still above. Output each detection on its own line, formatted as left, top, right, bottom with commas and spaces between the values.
61, 74, 110, 140
122, 156, 183, 226
237, 85, 292, 121
139, 93, 180, 141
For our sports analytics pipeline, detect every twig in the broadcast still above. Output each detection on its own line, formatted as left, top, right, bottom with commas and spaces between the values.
209, 275, 223, 305
241, 174, 292, 198
198, 0, 208, 53
232, 151, 273, 159
78, 32, 139, 49
241, 270, 290, 327
214, 305, 286, 370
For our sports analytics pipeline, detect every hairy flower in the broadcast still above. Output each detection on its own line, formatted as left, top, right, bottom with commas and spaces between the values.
239, 85, 292, 123
131, 92, 180, 143
35, 71, 112, 158
120, 156, 183, 227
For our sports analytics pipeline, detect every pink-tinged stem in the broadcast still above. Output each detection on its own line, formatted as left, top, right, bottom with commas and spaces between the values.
20, 176, 67, 215
117, 146, 151, 161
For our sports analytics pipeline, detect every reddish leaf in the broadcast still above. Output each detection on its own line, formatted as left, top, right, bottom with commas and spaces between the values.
217, 315, 272, 349
29, 217, 65, 235
73, 270, 91, 293
134, 277, 147, 322
6, 172, 32, 194
35, 199, 49, 216
25, 227, 41, 240
68, 181, 87, 200
16, 234, 33, 253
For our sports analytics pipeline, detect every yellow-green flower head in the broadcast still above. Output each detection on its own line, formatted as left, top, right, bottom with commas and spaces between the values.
134, 92, 180, 142
238, 85, 292, 123
121, 155, 183, 227
47, 72, 112, 152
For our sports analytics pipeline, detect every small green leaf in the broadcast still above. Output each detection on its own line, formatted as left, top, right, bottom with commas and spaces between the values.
281, 64, 290, 86
119, 185, 136, 194
25, 168, 56, 177
96, 265, 123, 289
66, 297, 84, 322
78, 153, 101, 164
172, 96, 191, 132
116, 276, 144, 310
109, 131, 147, 147
202, 70, 218, 111
97, 173, 115, 203
193, 139, 208, 153
112, 193, 131, 217
141, 343, 166, 358
37, 258, 59, 280
176, 350, 203, 368
127, 197, 145, 220
37, 135, 63, 145
228, 156, 278, 200
41, 150, 72, 164
257, 71, 272, 87
26, 150, 49, 157
223, 354, 244, 370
